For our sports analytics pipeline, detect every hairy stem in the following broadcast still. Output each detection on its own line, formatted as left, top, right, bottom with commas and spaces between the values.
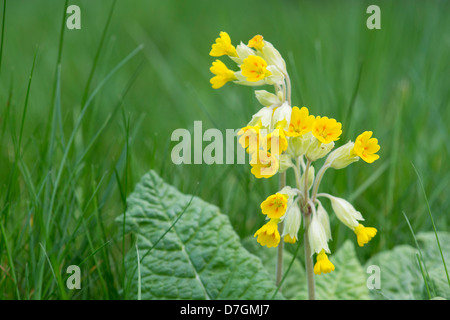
303, 209, 316, 300
275, 171, 286, 286
285, 72, 292, 106
295, 158, 315, 300
303, 159, 312, 205
311, 163, 330, 202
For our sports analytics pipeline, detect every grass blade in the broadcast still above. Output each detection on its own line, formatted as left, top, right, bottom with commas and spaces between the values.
0, 0, 7, 74
411, 162, 450, 288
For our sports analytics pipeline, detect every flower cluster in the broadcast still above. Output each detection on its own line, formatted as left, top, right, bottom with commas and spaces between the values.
209, 32, 380, 275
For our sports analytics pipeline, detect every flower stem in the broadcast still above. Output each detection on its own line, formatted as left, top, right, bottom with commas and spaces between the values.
303, 210, 316, 300
285, 72, 292, 106
275, 171, 286, 286
311, 163, 330, 202
295, 158, 316, 300
303, 159, 312, 204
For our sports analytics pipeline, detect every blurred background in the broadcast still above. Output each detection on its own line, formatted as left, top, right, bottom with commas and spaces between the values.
0, 0, 449, 299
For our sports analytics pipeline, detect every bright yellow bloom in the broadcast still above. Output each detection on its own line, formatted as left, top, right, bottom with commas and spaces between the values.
353, 131, 380, 163
260, 193, 288, 219
266, 129, 288, 155
209, 31, 238, 57
250, 151, 279, 179
248, 35, 264, 51
254, 219, 280, 248
312, 116, 342, 144
285, 106, 315, 137
240, 55, 272, 82
284, 234, 297, 244
210, 60, 237, 89
354, 224, 377, 247
237, 126, 260, 154
313, 249, 335, 275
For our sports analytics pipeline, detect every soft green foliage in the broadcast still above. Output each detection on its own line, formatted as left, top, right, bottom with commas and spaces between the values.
118, 170, 284, 299
311, 241, 370, 300
244, 238, 370, 300
242, 237, 305, 299
366, 232, 450, 300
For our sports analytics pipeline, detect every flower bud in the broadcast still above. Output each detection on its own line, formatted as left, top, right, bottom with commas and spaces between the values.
306, 138, 335, 162
246, 106, 274, 128
271, 101, 291, 131
254, 90, 282, 107
229, 42, 255, 65
260, 40, 287, 74
328, 195, 364, 229
278, 154, 293, 173
265, 65, 285, 86
316, 201, 331, 241
308, 212, 330, 255
282, 203, 301, 243
278, 186, 297, 209
286, 131, 314, 158
325, 141, 359, 169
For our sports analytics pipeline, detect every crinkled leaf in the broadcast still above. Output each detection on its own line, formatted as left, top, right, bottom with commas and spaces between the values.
365, 232, 450, 300
245, 236, 370, 300
117, 170, 284, 300
416, 232, 450, 299
242, 237, 305, 299
307, 240, 370, 300
365, 244, 421, 299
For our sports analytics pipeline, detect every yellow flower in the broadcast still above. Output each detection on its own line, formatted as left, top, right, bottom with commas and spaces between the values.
250, 151, 279, 179
260, 193, 288, 219
254, 219, 280, 248
312, 116, 342, 144
354, 224, 377, 247
265, 129, 288, 155
284, 234, 297, 244
352, 131, 380, 163
209, 31, 238, 57
237, 126, 260, 154
285, 106, 315, 137
240, 55, 272, 82
209, 60, 237, 89
313, 249, 335, 275
248, 35, 264, 51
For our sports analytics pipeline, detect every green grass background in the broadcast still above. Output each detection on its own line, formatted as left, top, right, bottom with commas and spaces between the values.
0, 0, 449, 299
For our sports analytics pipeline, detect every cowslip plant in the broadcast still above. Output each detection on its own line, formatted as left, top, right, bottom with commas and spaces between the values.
209, 31, 380, 299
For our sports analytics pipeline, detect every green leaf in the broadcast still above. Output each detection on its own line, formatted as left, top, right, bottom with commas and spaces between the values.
365, 232, 450, 300
242, 237, 305, 299
416, 232, 450, 299
117, 170, 284, 300
309, 240, 370, 300
365, 245, 422, 299
244, 237, 370, 300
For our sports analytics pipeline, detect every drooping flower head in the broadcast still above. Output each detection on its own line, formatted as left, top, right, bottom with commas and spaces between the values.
313, 249, 335, 275
237, 126, 260, 154
250, 151, 279, 179
354, 224, 377, 247
209, 60, 237, 89
248, 35, 265, 51
254, 219, 281, 248
209, 31, 238, 57
266, 129, 288, 155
